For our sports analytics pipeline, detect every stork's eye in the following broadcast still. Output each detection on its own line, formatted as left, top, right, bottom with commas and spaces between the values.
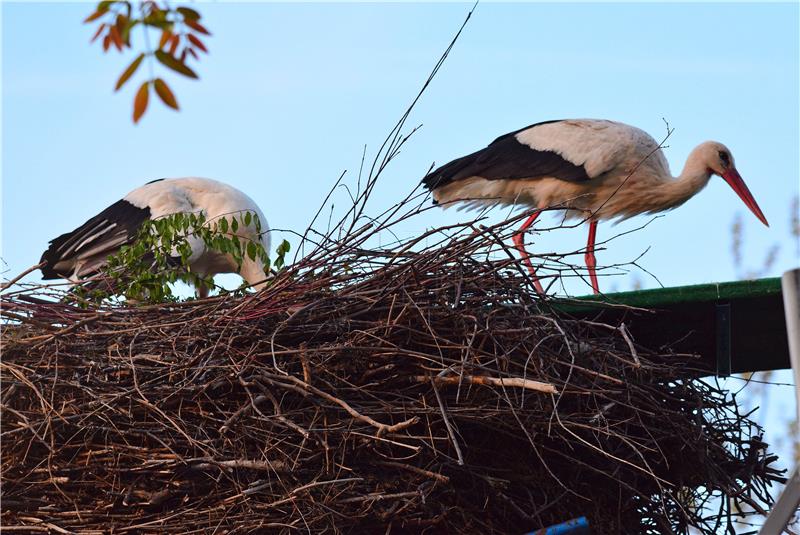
718, 150, 730, 168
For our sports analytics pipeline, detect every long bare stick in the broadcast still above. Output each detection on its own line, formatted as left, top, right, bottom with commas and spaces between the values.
417, 374, 557, 394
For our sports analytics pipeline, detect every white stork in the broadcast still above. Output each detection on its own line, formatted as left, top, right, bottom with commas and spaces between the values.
40, 177, 271, 298
422, 119, 769, 294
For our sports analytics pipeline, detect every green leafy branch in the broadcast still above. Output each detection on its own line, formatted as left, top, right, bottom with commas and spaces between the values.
81, 211, 289, 303
84, 0, 211, 123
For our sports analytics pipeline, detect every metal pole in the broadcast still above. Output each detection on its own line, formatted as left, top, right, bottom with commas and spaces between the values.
759, 268, 800, 534
783, 269, 800, 418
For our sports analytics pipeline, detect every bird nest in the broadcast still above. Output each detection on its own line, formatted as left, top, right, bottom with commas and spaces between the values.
0, 201, 786, 533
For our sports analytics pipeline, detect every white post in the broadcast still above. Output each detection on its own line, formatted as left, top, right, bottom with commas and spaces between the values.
783, 269, 800, 419
759, 268, 800, 534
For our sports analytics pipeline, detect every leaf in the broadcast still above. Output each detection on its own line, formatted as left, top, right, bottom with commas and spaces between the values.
153, 78, 179, 110
142, 7, 169, 28
84, 11, 105, 23
108, 25, 123, 51
121, 19, 138, 45
102, 33, 111, 52
90, 23, 106, 43
169, 34, 180, 55
115, 13, 129, 38
244, 212, 252, 226
154, 50, 198, 79
247, 242, 257, 262
84, 4, 109, 24
158, 29, 172, 50
219, 218, 228, 233
115, 53, 144, 91
184, 19, 210, 35
186, 34, 208, 53
231, 218, 238, 232
133, 81, 149, 123
176, 6, 201, 20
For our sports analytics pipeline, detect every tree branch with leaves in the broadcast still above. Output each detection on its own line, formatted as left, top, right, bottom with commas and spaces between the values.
85, 0, 210, 123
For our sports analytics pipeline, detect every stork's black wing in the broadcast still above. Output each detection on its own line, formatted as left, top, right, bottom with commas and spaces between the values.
422, 120, 590, 191
40, 199, 150, 280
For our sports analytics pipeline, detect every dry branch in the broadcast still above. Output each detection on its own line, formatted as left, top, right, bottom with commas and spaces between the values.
419, 374, 557, 394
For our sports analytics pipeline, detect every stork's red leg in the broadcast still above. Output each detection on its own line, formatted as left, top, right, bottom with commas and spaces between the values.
512, 211, 545, 294
585, 220, 600, 294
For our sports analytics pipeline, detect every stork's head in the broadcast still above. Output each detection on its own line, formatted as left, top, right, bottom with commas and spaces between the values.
698, 141, 769, 227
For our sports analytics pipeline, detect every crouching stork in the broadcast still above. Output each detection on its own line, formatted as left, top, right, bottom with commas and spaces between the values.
422, 119, 768, 294
40, 177, 271, 298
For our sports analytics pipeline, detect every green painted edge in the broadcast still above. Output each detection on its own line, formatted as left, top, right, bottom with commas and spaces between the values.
554, 277, 783, 312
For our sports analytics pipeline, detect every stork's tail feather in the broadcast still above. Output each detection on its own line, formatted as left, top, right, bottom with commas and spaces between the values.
40, 232, 75, 279
422, 151, 482, 191
39, 199, 150, 281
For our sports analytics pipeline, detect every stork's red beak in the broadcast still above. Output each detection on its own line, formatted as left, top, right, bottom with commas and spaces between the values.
722, 169, 769, 227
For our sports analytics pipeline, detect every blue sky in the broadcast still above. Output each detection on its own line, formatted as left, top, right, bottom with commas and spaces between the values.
2, 0, 799, 497
3, 2, 798, 294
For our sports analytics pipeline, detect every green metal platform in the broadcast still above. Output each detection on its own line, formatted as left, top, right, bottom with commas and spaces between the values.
555, 278, 789, 375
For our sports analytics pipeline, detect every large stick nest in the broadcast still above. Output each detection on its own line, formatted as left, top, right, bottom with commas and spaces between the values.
0, 20, 786, 530
1, 207, 785, 533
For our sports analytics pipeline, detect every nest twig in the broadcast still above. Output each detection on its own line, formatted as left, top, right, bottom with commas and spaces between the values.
0, 209, 785, 533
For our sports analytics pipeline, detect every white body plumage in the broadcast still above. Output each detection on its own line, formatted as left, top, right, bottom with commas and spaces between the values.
41, 177, 270, 297
423, 119, 768, 294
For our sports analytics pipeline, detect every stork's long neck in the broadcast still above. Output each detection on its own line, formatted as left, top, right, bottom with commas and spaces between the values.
656, 146, 713, 210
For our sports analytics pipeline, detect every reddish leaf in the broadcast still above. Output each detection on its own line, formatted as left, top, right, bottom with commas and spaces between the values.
109, 25, 123, 51
154, 50, 198, 79
168, 34, 180, 55
115, 13, 131, 45
176, 6, 201, 21
153, 78, 179, 110
115, 53, 145, 91
90, 23, 106, 43
186, 34, 207, 53
180, 49, 187, 62
115, 13, 128, 32
133, 81, 150, 123
84, 8, 107, 23
102, 33, 111, 52
158, 29, 172, 50
187, 48, 198, 60
184, 19, 210, 35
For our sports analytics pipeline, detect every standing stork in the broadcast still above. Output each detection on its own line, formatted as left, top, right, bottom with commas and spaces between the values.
422, 119, 769, 294
40, 177, 271, 298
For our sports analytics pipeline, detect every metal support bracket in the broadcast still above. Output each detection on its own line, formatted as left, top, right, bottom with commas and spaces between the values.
716, 302, 732, 377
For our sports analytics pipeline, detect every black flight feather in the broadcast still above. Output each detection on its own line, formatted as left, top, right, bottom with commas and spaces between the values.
40, 199, 150, 279
422, 120, 590, 191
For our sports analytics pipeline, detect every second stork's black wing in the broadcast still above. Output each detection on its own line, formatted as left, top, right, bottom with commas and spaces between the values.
40, 199, 150, 280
